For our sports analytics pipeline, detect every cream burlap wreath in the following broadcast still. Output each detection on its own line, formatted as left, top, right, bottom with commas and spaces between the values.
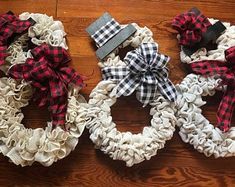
0, 12, 87, 166
85, 23, 177, 167
176, 19, 235, 157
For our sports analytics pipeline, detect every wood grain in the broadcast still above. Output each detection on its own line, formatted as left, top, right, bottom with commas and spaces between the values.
0, 0, 235, 186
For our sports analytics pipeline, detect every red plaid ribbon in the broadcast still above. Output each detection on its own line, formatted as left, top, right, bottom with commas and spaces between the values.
172, 9, 211, 46
0, 45, 8, 65
190, 46, 235, 132
0, 11, 34, 65
8, 43, 84, 127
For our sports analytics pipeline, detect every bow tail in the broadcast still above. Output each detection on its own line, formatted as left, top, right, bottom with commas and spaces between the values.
50, 95, 67, 126
136, 82, 158, 107
217, 87, 235, 132
49, 79, 68, 126
157, 79, 177, 102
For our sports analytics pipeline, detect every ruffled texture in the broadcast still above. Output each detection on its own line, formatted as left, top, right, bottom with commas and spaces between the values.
172, 11, 211, 46
176, 18, 235, 157
86, 24, 176, 167
0, 77, 87, 167
19, 12, 68, 49
176, 74, 235, 157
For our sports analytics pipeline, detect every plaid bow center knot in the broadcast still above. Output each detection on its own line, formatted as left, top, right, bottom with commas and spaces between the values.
190, 46, 235, 132
102, 43, 177, 106
8, 43, 84, 127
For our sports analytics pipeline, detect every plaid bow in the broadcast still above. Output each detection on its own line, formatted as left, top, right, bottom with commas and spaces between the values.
0, 11, 34, 65
102, 43, 177, 106
172, 8, 211, 47
190, 46, 235, 132
8, 43, 84, 127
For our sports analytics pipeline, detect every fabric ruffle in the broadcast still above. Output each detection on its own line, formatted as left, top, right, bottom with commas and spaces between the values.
19, 12, 68, 49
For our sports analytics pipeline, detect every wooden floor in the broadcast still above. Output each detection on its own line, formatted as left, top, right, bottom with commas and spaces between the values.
0, 0, 235, 186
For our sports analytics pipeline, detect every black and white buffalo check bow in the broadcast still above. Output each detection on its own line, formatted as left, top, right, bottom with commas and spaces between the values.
102, 42, 177, 106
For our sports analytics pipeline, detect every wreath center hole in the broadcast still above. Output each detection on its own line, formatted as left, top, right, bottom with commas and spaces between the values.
118, 45, 135, 61
22, 101, 51, 129
111, 93, 152, 133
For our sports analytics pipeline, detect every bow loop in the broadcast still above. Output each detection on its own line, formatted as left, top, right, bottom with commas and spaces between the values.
225, 46, 235, 66
8, 43, 84, 127
102, 42, 177, 106
190, 46, 235, 132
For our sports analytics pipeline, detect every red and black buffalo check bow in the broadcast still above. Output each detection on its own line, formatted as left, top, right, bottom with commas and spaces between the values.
190, 46, 235, 132
172, 7, 211, 47
0, 11, 34, 65
172, 8, 226, 56
8, 43, 84, 127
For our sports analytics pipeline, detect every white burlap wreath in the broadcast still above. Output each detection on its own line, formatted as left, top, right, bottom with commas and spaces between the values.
0, 12, 87, 166
176, 18, 235, 157
85, 23, 177, 167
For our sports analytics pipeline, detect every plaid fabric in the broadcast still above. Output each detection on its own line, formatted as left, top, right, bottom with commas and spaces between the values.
190, 46, 235, 132
172, 9, 211, 46
0, 11, 34, 65
91, 18, 121, 47
0, 45, 8, 65
102, 43, 177, 106
8, 43, 84, 127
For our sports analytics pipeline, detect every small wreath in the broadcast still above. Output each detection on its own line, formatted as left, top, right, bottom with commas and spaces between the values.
0, 12, 87, 166
172, 8, 235, 157
85, 23, 177, 167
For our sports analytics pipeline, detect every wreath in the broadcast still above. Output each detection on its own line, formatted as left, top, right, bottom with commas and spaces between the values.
0, 12, 87, 166
85, 19, 177, 167
172, 8, 235, 157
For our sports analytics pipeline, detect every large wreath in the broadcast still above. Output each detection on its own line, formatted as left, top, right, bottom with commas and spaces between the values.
0, 12, 87, 166
172, 8, 235, 157
85, 23, 177, 167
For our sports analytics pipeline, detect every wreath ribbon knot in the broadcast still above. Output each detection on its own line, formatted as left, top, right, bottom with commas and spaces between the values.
102, 42, 177, 106
190, 46, 235, 132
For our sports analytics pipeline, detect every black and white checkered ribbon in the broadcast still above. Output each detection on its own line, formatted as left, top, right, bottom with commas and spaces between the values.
102, 43, 177, 106
91, 18, 122, 47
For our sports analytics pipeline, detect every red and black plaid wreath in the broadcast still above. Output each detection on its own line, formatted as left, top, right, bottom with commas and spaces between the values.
8, 43, 84, 127
190, 46, 235, 132
0, 11, 34, 65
